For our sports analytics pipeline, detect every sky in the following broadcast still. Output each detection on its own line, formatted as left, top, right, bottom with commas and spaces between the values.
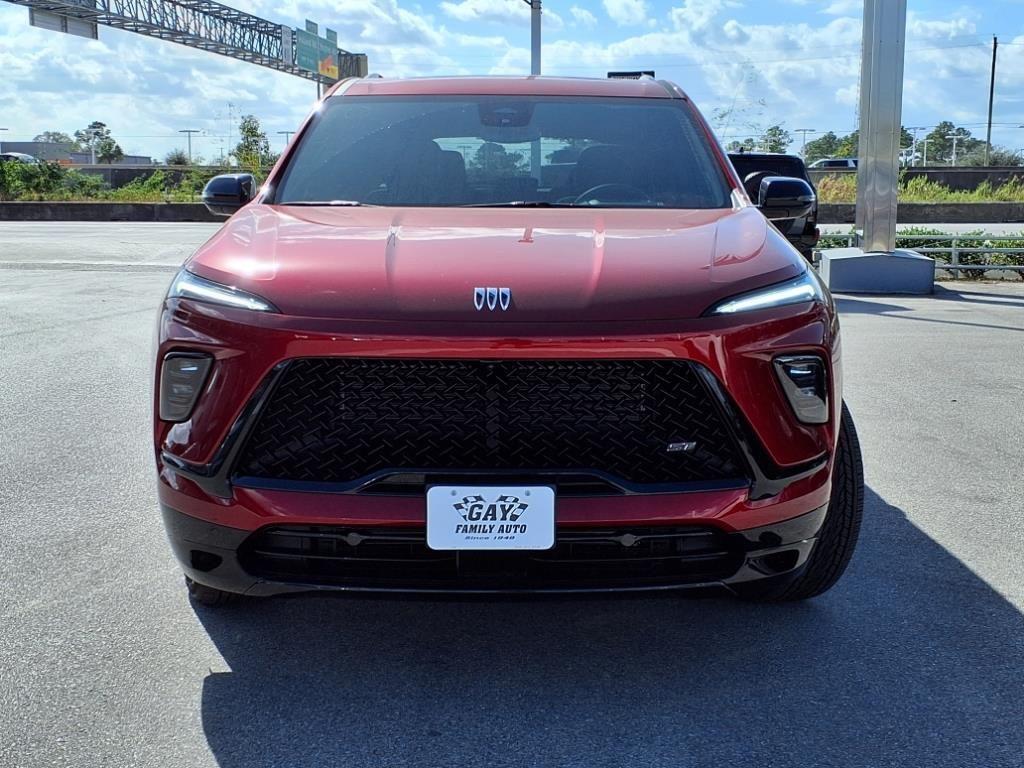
1, 0, 1023, 161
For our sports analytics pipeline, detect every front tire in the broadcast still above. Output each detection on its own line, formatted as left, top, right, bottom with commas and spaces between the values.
185, 576, 238, 607
741, 402, 864, 602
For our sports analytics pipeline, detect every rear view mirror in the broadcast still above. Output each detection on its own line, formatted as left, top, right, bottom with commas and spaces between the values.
756, 177, 815, 220
202, 173, 255, 216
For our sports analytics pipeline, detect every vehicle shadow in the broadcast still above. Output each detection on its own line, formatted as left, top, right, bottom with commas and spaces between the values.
195, 488, 1024, 767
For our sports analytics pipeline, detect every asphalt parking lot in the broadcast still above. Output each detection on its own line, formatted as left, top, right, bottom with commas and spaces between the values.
2, 222, 1023, 767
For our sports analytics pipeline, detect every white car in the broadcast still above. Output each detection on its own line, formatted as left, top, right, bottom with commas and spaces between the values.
809, 158, 857, 169
0, 152, 40, 164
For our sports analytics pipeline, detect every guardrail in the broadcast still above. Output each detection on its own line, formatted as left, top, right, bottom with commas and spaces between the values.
818, 233, 1024, 278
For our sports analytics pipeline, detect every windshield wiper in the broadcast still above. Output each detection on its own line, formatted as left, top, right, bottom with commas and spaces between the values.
279, 200, 371, 207
463, 200, 575, 208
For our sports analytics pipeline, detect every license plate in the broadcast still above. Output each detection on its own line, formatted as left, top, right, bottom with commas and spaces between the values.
426, 485, 555, 550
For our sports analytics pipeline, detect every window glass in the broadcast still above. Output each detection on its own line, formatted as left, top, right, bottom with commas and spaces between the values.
273, 96, 732, 208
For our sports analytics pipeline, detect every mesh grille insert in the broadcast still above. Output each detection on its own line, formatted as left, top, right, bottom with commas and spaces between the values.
234, 359, 747, 488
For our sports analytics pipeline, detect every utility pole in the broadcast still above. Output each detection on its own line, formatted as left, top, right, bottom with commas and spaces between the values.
794, 128, 816, 156
277, 130, 294, 146
920, 138, 931, 167
178, 129, 200, 164
89, 125, 102, 164
946, 133, 960, 166
985, 35, 997, 166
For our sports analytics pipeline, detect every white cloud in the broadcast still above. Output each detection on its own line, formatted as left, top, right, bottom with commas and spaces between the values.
2, 0, 1020, 163
440, 0, 563, 30
603, 0, 647, 26
441, 0, 521, 24
821, 0, 861, 16
570, 5, 598, 28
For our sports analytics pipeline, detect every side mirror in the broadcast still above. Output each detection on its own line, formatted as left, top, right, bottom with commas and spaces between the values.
756, 176, 815, 220
201, 173, 255, 216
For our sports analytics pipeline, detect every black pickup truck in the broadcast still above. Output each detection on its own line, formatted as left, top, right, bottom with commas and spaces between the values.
729, 152, 819, 261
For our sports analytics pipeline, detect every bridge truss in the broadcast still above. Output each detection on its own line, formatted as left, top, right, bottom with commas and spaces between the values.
4, 0, 367, 84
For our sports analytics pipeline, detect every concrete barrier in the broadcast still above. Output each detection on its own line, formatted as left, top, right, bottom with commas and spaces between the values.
819, 202, 1024, 225
0, 202, 221, 222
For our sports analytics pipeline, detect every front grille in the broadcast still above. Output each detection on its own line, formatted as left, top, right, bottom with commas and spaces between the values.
238, 525, 744, 590
233, 359, 746, 489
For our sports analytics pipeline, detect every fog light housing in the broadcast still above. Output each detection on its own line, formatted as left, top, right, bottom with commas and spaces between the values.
159, 353, 213, 422
773, 355, 828, 424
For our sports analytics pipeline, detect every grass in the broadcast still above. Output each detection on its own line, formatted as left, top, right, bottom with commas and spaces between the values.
815, 173, 1024, 204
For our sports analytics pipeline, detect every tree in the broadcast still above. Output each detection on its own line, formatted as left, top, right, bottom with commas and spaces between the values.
231, 115, 272, 170
74, 122, 123, 163
762, 125, 791, 154
165, 148, 190, 166
546, 139, 592, 164
33, 131, 81, 151
725, 138, 755, 153
467, 142, 526, 179
835, 130, 859, 158
959, 144, 1022, 167
923, 121, 981, 165
96, 136, 124, 164
803, 131, 840, 163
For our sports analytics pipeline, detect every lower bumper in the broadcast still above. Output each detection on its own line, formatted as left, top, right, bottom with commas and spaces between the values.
162, 503, 827, 597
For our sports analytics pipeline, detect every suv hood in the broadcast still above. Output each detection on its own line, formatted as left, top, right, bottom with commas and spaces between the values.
187, 205, 802, 323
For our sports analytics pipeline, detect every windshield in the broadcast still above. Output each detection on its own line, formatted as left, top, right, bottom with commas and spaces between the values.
273, 95, 732, 209
729, 154, 808, 181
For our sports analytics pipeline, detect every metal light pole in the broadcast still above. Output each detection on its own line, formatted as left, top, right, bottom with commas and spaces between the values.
522, 0, 541, 75
946, 133, 959, 166
819, 0, 942, 293
853, 0, 906, 253
908, 126, 927, 167
179, 129, 200, 164
89, 126, 102, 164
794, 128, 816, 156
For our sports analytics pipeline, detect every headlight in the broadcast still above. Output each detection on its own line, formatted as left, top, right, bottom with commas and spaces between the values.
167, 269, 278, 312
705, 270, 825, 316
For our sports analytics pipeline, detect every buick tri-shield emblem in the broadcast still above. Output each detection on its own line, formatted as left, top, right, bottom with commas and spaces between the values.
474, 287, 511, 311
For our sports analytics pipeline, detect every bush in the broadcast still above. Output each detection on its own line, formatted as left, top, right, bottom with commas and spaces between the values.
815, 174, 857, 204
105, 170, 172, 201
815, 173, 1024, 203
0, 160, 67, 199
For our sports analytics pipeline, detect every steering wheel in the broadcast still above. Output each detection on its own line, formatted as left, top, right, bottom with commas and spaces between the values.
573, 183, 653, 206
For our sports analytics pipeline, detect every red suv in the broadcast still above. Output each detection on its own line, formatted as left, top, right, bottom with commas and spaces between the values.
155, 75, 863, 605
